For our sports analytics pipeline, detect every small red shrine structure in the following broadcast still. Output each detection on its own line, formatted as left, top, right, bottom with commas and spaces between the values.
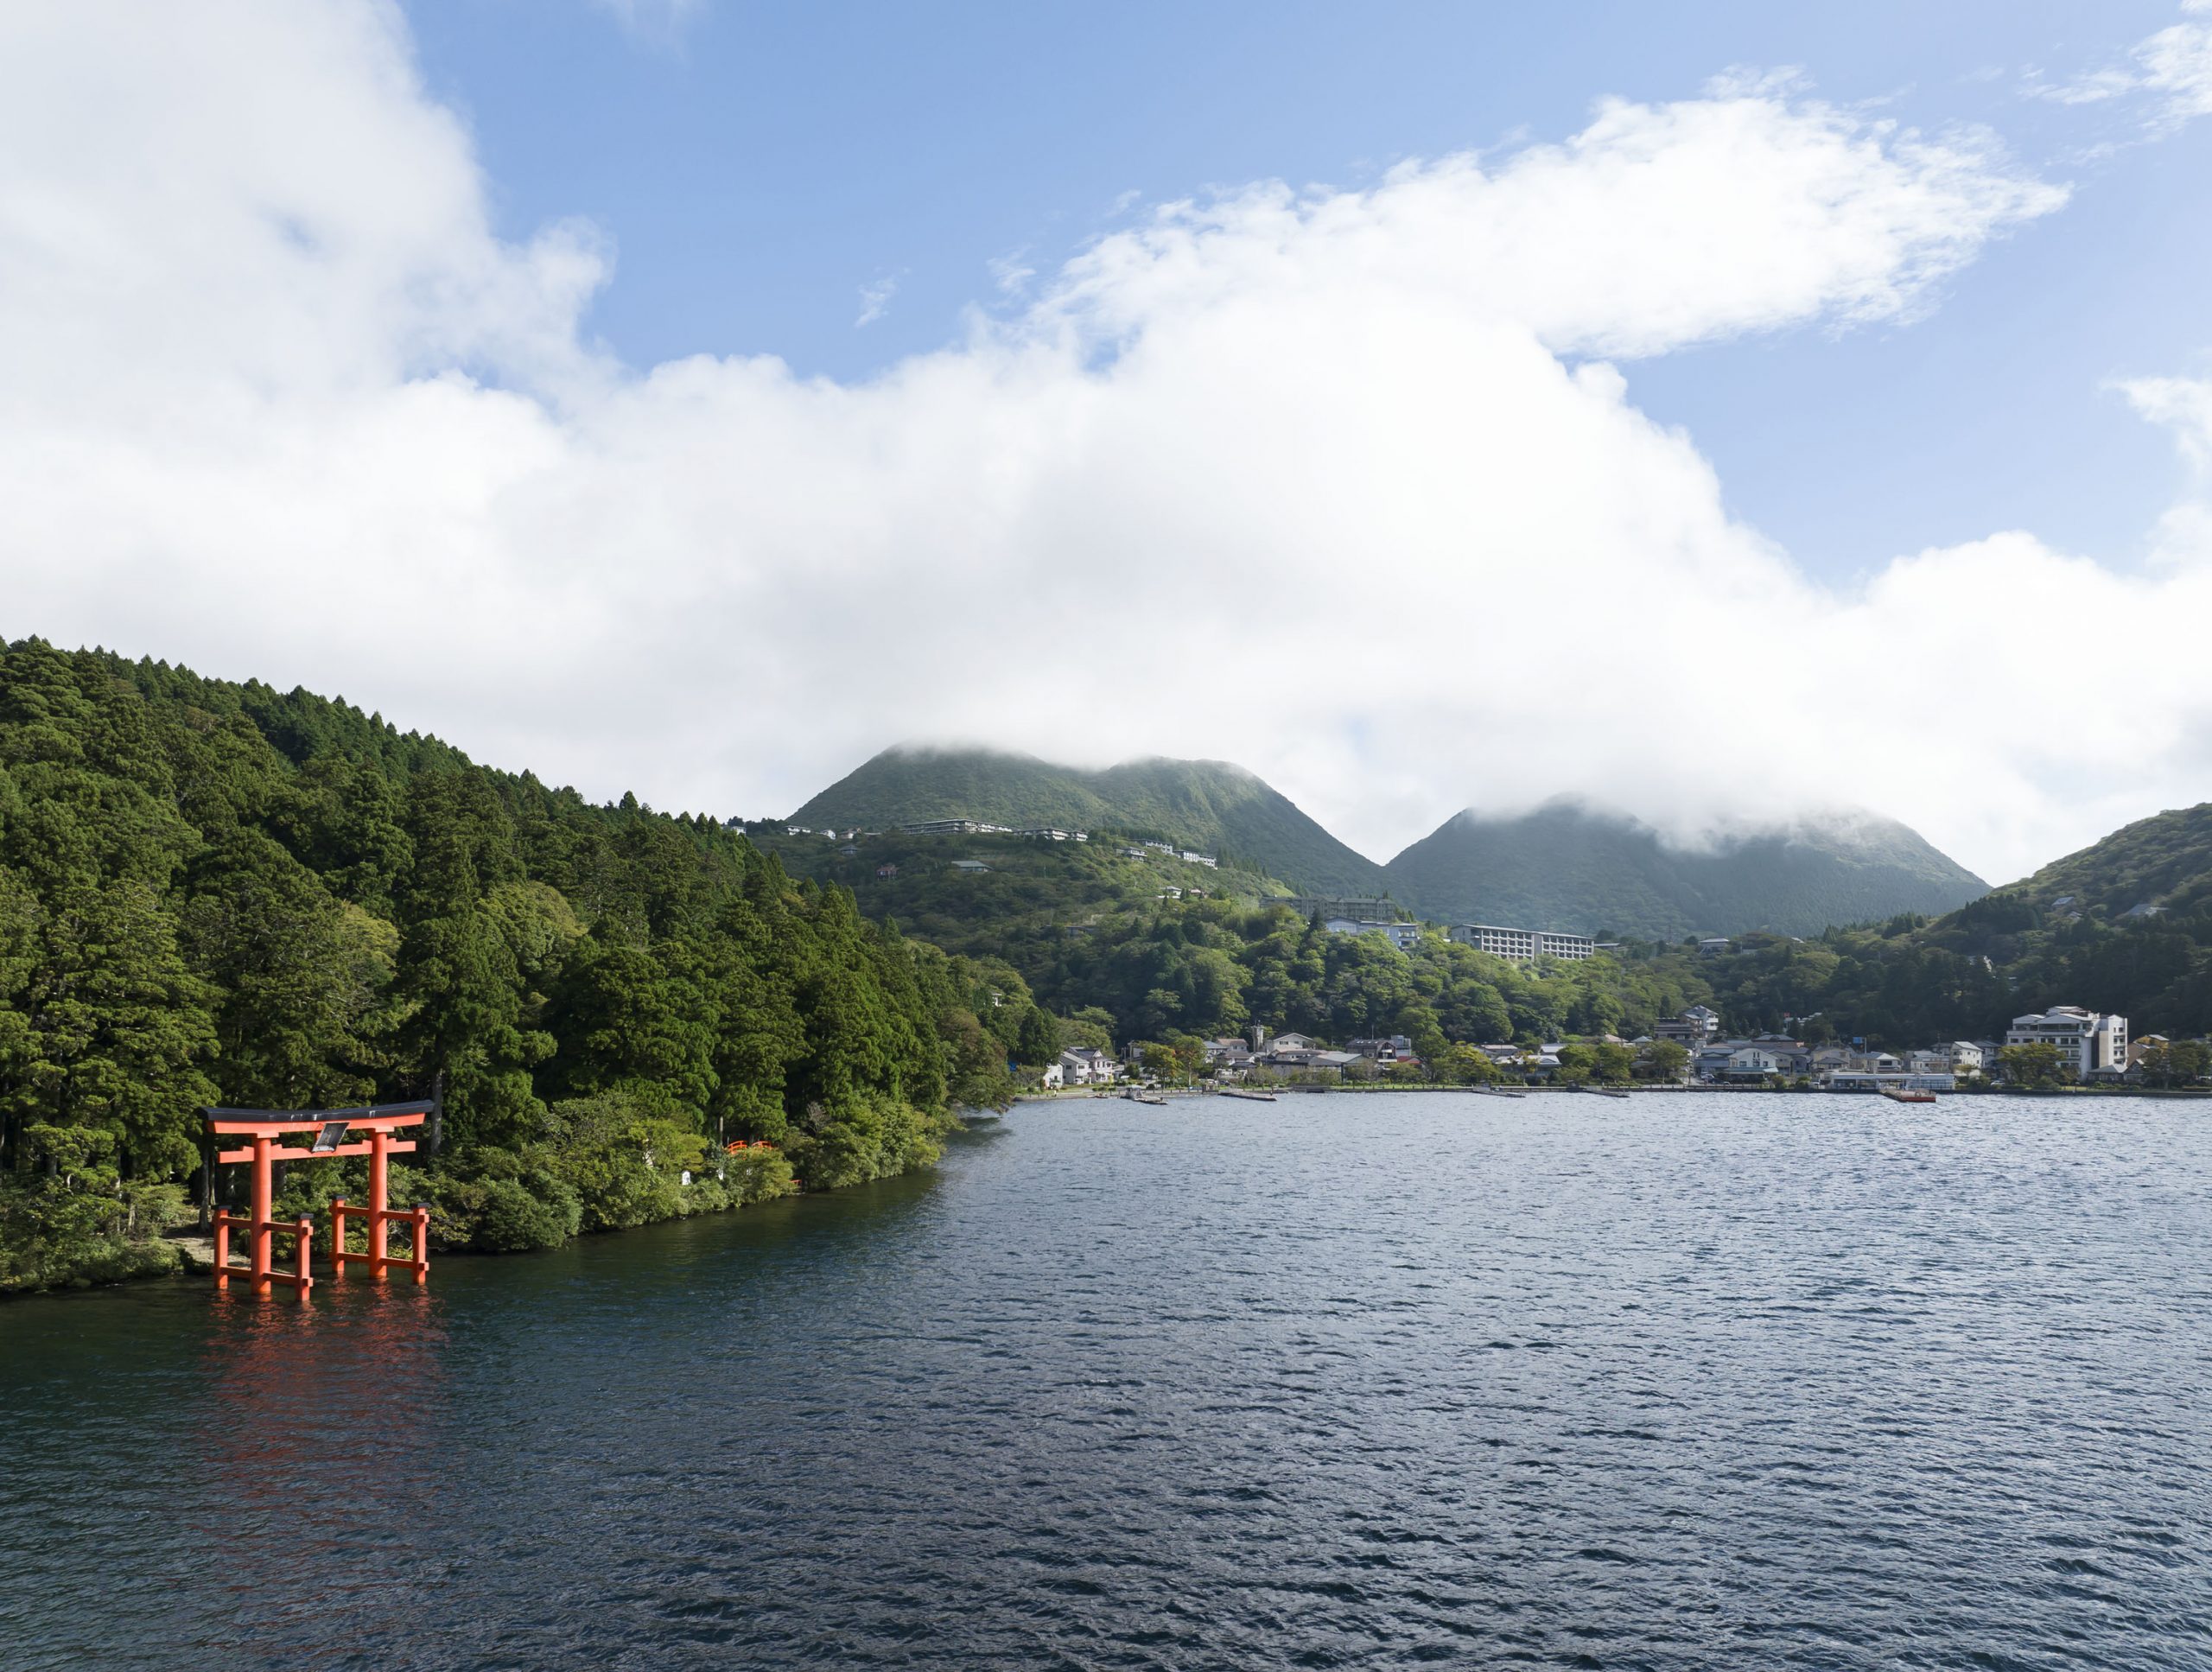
204, 1100, 434, 1299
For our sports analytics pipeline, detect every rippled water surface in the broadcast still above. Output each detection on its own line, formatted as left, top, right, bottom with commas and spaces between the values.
6, 1092, 2212, 1669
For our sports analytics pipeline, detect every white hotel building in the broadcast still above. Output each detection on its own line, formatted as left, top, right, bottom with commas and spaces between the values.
1448, 924, 1596, 963
2004, 1006, 2129, 1078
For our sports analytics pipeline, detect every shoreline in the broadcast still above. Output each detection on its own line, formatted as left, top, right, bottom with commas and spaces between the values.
1018, 1083, 2212, 1102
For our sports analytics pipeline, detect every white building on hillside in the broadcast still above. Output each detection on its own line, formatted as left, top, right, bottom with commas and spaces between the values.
1325, 919, 1423, 950
1449, 924, 1594, 963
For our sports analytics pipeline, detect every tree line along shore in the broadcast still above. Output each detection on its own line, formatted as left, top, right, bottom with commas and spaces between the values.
6, 637, 2209, 1294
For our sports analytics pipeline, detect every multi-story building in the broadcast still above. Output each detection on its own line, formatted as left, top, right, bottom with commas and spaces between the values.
1448, 924, 1594, 963
1325, 919, 1423, 950
1058, 1046, 1117, 1086
1266, 895, 1395, 920
2004, 1007, 2129, 1078
1652, 1005, 1721, 1048
901, 817, 1012, 836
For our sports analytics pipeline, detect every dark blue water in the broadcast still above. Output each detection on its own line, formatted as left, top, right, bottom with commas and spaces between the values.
5, 1092, 2212, 1669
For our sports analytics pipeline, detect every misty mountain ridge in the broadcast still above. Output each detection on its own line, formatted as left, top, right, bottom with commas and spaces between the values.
791, 747, 1988, 939
1383, 798, 1990, 941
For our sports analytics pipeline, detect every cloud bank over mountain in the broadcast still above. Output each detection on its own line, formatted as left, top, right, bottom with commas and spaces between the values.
3, 0, 2208, 883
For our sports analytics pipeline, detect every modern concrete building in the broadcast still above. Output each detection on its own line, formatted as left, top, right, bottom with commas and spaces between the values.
1448, 924, 1594, 962
2004, 1007, 2128, 1078
1325, 919, 1423, 950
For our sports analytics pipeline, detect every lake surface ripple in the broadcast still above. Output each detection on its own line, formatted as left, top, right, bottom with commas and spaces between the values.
5, 1092, 2211, 1669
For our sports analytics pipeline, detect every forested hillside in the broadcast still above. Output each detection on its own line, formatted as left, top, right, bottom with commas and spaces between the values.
1643, 805, 2212, 1046
762, 830, 1707, 1054
0, 640, 1039, 1292
1383, 799, 1987, 938
791, 747, 1390, 896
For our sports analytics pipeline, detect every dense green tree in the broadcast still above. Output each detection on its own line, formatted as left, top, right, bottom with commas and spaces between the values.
0, 641, 1007, 1291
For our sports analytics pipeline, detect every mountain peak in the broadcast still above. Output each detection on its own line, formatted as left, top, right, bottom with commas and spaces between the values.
790, 746, 1385, 895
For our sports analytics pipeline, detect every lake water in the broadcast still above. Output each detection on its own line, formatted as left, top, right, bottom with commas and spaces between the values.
5, 1091, 2211, 1669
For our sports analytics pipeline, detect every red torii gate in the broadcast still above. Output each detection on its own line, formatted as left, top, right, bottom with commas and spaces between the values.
204, 1100, 434, 1299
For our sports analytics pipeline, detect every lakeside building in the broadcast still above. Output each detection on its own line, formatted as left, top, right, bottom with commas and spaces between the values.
1179, 851, 1217, 868
1347, 1034, 1415, 1063
1447, 924, 1595, 963
950, 858, 991, 874
1058, 1046, 1117, 1086
2005, 1007, 2129, 1078
1325, 919, 1423, 950
1828, 1071, 1958, 1092
1015, 827, 1088, 842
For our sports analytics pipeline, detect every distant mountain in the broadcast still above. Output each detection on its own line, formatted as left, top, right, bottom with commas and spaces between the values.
1382, 798, 1987, 939
790, 747, 1389, 896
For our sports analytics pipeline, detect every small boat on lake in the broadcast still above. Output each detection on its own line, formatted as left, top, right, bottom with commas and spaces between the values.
1881, 1086, 1938, 1103
1218, 1087, 1277, 1102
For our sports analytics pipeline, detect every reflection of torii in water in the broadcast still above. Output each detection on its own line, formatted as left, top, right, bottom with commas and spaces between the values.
203, 1100, 435, 1299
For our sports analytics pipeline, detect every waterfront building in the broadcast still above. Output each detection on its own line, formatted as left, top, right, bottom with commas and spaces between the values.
1346, 1034, 1416, 1062
2004, 1007, 2129, 1078
1058, 1046, 1117, 1086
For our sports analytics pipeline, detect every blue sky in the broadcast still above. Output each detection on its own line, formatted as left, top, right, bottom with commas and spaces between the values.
405, 0, 2210, 584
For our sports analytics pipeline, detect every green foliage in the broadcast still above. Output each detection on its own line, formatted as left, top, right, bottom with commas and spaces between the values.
0, 640, 995, 1291
0, 1123, 188, 1289
1997, 1043, 2070, 1090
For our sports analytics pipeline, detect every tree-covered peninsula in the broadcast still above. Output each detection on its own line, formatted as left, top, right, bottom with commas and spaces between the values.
0, 640, 1032, 1293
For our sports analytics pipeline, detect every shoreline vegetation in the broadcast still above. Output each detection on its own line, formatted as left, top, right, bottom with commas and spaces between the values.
8, 638, 2212, 1295
0, 641, 1018, 1296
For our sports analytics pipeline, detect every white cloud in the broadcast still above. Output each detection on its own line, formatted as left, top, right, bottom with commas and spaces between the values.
588, 0, 706, 44
2031, 3, 2212, 132
855, 274, 899, 327
2, 0, 2198, 888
